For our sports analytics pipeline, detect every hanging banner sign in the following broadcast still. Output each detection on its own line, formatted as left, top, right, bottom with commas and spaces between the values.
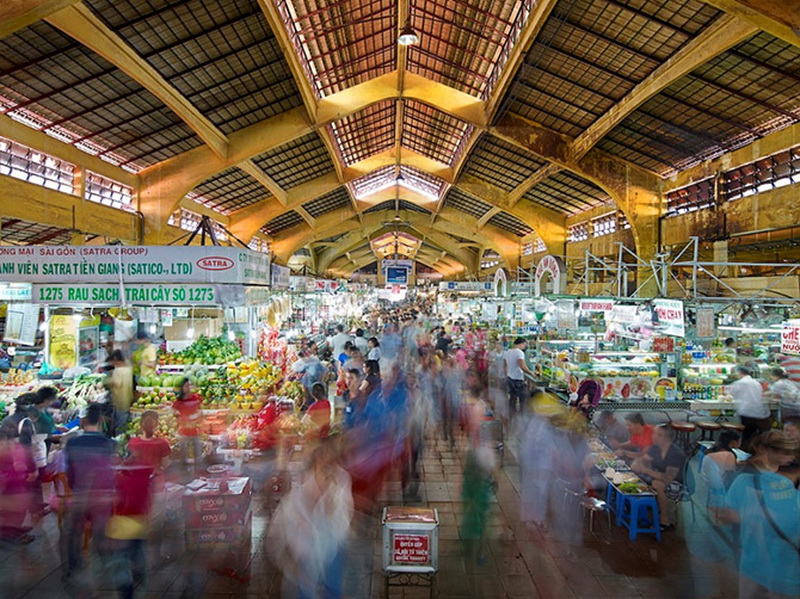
534, 255, 567, 296
696, 306, 716, 338
579, 299, 615, 313
271, 264, 290, 290
653, 299, 685, 337
609, 304, 639, 325
781, 320, 800, 356
48, 314, 77, 370
0, 246, 270, 285
0, 283, 32, 301
4, 303, 40, 346
289, 276, 310, 292
32, 284, 218, 306
438, 281, 493, 292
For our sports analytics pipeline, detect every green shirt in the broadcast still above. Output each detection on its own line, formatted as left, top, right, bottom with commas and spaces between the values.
33, 407, 55, 435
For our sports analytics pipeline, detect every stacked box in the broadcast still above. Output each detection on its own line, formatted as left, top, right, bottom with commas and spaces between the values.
183, 477, 252, 552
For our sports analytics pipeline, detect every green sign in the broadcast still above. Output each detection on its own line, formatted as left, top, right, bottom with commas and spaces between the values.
32, 284, 217, 306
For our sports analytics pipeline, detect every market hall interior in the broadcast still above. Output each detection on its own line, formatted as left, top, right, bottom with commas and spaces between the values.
1, 0, 800, 598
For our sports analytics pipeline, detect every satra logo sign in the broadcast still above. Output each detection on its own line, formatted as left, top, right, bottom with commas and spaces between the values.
197, 256, 234, 271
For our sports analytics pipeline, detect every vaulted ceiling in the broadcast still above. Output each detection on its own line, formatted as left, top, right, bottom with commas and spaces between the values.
1, 0, 799, 278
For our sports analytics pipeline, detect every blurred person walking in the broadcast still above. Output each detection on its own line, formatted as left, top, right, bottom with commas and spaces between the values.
503, 338, 533, 419
107, 350, 134, 436
730, 365, 771, 450
0, 397, 37, 544
171, 378, 203, 469
268, 443, 354, 599
62, 403, 117, 587
723, 431, 799, 598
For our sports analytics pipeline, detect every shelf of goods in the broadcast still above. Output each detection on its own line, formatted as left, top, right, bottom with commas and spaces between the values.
679, 362, 736, 401
0, 377, 38, 405
535, 342, 677, 401
532, 340, 594, 391
581, 353, 676, 401
122, 333, 304, 456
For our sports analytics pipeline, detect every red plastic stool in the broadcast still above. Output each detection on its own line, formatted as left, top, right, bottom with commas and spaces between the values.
696, 421, 721, 442
671, 421, 697, 454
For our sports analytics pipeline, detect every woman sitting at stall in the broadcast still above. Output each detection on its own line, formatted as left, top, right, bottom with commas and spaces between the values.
631, 424, 685, 532
614, 413, 654, 461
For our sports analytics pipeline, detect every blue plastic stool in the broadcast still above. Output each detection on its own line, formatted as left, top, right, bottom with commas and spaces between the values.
605, 483, 625, 526
619, 494, 661, 541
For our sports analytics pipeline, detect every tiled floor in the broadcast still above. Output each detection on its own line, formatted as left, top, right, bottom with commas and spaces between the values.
1, 433, 739, 598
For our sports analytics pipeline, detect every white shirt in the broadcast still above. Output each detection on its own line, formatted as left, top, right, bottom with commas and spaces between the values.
770, 378, 800, 410
368, 347, 382, 362
504, 347, 526, 381
730, 375, 769, 419
354, 336, 369, 355
330, 332, 353, 360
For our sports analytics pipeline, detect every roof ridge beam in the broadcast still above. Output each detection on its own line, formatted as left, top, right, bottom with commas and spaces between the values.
46, 4, 229, 159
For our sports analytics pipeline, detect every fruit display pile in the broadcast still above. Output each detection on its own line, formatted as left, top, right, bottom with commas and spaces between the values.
277, 381, 305, 404
137, 372, 187, 388
197, 360, 283, 410
0, 368, 36, 386
220, 400, 300, 451
118, 410, 179, 456
133, 388, 177, 409
158, 335, 242, 365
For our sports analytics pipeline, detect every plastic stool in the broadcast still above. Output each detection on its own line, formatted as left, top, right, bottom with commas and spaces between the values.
605, 482, 622, 525
696, 421, 721, 442
720, 422, 745, 433
581, 496, 611, 534
671, 421, 697, 454
619, 494, 661, 541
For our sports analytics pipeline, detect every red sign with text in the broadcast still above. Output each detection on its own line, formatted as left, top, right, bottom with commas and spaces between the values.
782, 322, 800, 355
393, 533, 430, 564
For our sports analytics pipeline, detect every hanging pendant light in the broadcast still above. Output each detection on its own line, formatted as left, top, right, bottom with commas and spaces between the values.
398, 19, 419, 46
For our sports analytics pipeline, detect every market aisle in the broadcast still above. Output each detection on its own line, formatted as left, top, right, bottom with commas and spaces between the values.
2, 433, 739, 599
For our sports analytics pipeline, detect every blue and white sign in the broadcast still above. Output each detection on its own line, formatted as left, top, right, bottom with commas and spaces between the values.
387, 266, 409, 284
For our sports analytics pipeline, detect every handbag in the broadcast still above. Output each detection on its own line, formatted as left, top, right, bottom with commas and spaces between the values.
18, 418, 47, 468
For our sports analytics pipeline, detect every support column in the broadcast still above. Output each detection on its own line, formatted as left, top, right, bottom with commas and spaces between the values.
713, 240, 733, 278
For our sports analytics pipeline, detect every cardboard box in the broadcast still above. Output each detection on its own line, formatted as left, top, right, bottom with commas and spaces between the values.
183, 477, 252, 517
185, 513, 252, 549
186, 506, 251, 529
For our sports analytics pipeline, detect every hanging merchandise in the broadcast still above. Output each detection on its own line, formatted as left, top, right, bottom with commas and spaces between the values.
696, 306, 716, 338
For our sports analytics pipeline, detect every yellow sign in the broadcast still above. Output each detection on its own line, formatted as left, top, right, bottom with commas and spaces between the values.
49, 315, 77, 369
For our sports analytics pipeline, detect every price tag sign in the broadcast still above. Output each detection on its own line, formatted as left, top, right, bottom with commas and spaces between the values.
392, 533, 430, 565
